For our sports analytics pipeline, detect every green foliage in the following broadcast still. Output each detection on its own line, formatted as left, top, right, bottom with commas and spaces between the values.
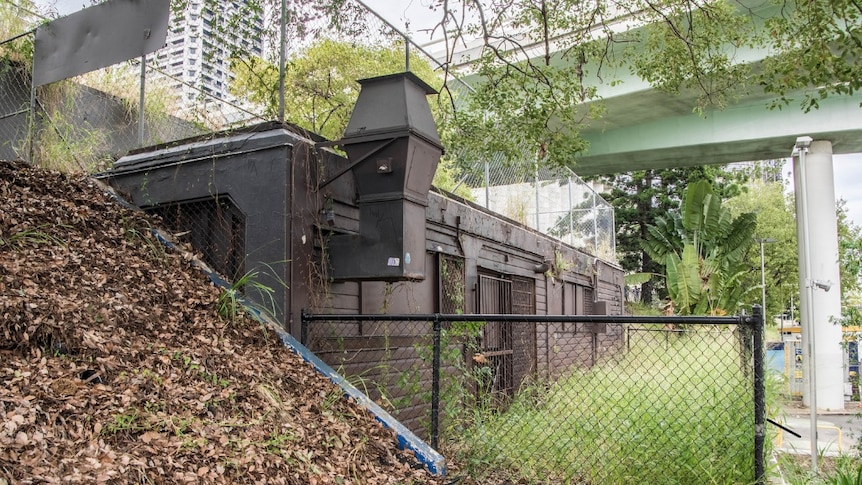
217, 263, 287, 324
760, 0, 862, 111
432, 0, 862, 169
395, 320, 492, 440
830, 462, 862, 485
643, 180, 757, 315
630, 0, 759, 112
838, 200, 862, 297
104, 409, 148, 435
0, 0, 36, 63
777, 454, 862, 485
625, 300, 662, 316
588, 166, 742, 304
0, 226, 65, 249
122, 223, 167, 262
725, 180, 799, 322
448, 56, 596, 172
230, 38, 474, 198
432, 156, 475, 200
439, 0, 621, 171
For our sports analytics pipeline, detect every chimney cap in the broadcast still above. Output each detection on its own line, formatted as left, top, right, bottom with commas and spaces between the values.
356, 71, 438, 95
342, 71, 442, 147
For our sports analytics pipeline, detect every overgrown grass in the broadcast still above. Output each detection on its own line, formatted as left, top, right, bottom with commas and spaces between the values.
448, 328, 759, 484
0, 226, 65, 249
778, 454, 862, 485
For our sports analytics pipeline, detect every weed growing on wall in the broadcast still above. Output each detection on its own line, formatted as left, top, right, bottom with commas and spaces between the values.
392, 319, 490, 440
33, 81, 112, 172
216, 262, 287, 325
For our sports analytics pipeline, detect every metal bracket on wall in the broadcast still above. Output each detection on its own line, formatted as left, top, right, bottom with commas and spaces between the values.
315, 138, 397, 190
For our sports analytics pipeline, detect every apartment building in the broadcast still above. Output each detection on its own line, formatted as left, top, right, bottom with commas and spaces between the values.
154, 0, 264, 107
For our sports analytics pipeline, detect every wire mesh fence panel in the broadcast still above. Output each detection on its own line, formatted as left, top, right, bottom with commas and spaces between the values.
1, 0, 613, 262
150, 197, 247, 280
0, 6, 39, 163
302, 313, 762, 485
0, 56, 31, 163
463, 159, 617, 262
303, 317, 444, 441
458, 323, 755, 484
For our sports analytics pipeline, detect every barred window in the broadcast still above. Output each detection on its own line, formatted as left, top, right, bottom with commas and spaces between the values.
149, 196, 245, 279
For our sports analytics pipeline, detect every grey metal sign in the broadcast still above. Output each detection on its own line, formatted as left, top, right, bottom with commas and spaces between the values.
33, 0, 170, 87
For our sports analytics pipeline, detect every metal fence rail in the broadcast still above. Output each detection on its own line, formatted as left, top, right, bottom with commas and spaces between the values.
301, 308, 766, 484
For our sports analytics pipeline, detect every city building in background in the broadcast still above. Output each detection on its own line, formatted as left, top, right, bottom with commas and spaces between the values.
154, 0, 264, 109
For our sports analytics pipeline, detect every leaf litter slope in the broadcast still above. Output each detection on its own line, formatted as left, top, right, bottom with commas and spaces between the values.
0, 160, 440, 484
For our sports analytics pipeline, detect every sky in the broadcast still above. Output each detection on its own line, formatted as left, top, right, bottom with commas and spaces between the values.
825, 155, 862, 228
33, 0, 862, 229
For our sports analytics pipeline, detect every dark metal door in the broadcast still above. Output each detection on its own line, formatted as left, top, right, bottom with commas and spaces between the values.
478, 274, 514, 397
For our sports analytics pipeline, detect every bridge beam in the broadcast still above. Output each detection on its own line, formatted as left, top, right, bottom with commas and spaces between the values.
575, 92, 862, 176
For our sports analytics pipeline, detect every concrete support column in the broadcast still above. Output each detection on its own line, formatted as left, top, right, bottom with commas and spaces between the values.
793, 139, 844, 411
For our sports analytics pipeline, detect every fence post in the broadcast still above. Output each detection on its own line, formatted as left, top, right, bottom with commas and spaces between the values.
431, 315, 441, 450
752, 305, 765, 485
404, 35, 410, 71
139, 54, 146, 146
278, 0, 287, 122
300, 309, 309, 346
28, 30, 37, 164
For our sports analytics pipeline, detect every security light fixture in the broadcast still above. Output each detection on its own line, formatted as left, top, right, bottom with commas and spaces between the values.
812, 279, 833, 292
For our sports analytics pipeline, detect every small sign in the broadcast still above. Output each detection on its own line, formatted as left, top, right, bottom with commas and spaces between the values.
387, 257, 400, 267
34, 0, 170, 86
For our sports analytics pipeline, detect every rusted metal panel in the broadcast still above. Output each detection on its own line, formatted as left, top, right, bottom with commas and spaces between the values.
34, 0, 170, 86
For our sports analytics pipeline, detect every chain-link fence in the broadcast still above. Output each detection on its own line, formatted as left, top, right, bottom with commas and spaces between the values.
461, 156, 616, 262
150, 197, 247, 281
302, 309, 768, 484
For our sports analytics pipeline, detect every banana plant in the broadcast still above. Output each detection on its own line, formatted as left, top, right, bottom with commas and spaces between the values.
636, 180, 758, 315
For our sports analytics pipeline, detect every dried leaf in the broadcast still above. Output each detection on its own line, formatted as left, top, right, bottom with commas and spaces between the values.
0, 161, 443, 484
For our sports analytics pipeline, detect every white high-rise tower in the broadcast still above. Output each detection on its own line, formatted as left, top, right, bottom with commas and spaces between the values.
154, 0, 264, 109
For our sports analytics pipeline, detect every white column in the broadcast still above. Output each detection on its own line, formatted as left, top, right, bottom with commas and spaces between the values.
793, 139, 844, 411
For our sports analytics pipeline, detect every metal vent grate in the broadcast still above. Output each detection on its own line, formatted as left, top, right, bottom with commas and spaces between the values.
438, 254, 466, 314
150, 197, 245, 279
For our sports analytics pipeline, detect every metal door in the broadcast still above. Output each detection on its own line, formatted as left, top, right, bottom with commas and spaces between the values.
478, 274, 514, 397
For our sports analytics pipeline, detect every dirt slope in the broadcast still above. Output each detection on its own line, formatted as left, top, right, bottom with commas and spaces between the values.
0, 160, 440, 484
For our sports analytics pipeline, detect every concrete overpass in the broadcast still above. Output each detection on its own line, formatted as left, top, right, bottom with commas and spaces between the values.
493, 5, 861, 418
552, 12, 861, 414
576, 85, 862, 175
574, 73, 858, 416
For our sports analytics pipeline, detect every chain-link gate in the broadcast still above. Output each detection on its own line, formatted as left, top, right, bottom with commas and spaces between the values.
302, 308, 767, 484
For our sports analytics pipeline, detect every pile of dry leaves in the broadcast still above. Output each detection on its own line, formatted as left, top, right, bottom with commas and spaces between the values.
0, 160, 444, 484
